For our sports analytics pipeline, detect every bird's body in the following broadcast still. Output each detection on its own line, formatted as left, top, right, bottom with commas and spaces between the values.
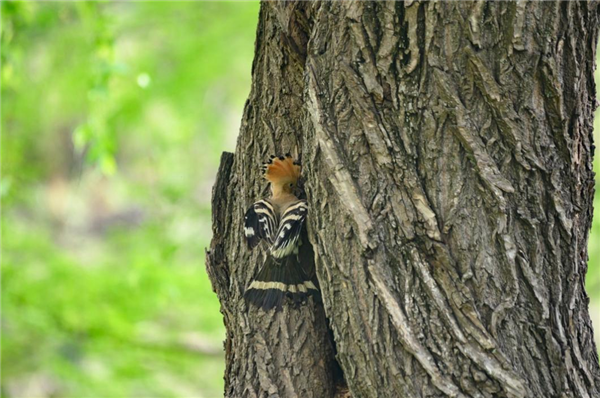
269, 192, 297, 210
243, 154, 318, 310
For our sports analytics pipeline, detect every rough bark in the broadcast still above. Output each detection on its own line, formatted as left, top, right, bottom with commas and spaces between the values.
207, 3, 337, 398
207, 2, 600, 397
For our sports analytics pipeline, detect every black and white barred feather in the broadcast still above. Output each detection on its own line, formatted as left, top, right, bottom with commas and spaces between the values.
270, 200, 307, 258
243, 200, 277, 248
243, 199, 317, 310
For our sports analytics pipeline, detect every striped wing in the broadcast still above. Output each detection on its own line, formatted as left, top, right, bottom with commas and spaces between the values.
244, 199, 277, 249
244, 254, 318, 310
270, 200, 307, 258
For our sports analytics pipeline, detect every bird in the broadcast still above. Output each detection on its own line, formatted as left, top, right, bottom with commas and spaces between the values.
243, 153, 318, 310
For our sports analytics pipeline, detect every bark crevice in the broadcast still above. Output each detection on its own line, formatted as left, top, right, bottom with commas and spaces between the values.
208, 2, 600, 397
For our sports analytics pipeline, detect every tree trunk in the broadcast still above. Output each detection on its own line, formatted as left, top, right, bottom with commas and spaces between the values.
207, 2, 600, 397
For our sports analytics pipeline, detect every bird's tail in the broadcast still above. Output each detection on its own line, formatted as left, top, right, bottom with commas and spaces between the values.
244, 255, 319, 311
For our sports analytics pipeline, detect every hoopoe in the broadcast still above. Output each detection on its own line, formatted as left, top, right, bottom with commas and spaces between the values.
243, 153, 318, 310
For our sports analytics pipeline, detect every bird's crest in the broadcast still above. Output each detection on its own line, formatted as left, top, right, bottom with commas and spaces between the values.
262, 153, 300, 185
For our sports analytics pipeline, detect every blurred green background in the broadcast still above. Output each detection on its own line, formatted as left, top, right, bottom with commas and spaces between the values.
1, 2, 258, 397
1, 2, 599, 398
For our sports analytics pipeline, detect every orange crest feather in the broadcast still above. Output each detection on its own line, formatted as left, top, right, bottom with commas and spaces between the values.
263, 155, 300, 185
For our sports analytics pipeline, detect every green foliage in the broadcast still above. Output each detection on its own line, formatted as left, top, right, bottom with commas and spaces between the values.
588, 56, 600, 296
2, 2, 259, 397
2, 215, 224, 397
